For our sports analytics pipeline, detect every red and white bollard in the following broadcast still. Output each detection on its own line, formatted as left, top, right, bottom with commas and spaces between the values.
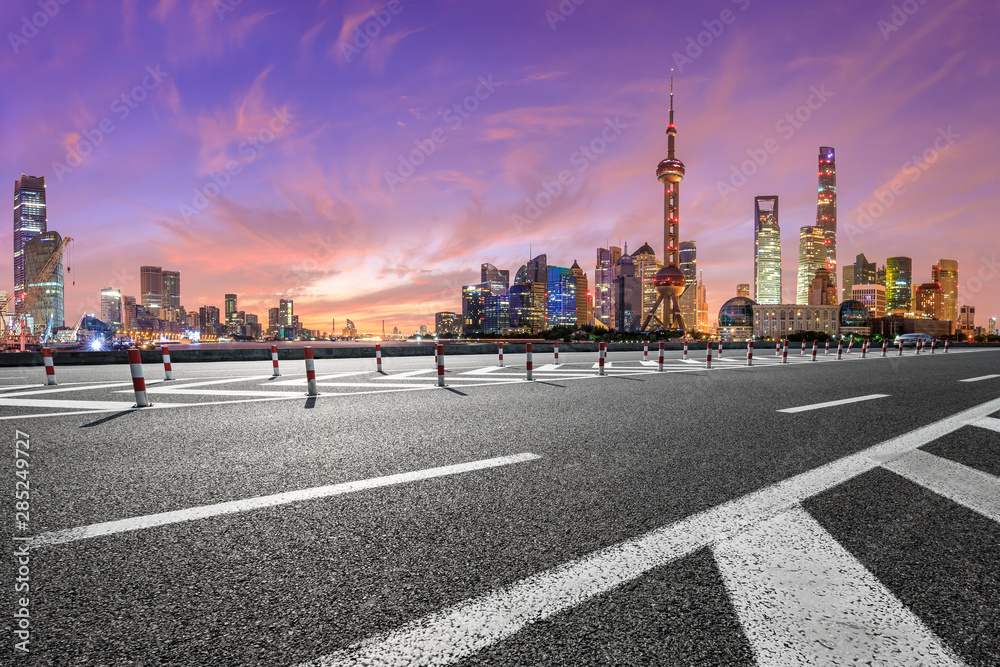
683, 340, 689, 361
944, 339, 949, 353
781, 340, 788, 364
811, 340, 818, 362
643, 340, 648, 362
801, 340, 806, 356
846, 339, 853, 355
128, 348, 150, 408
598, 342, 606, 376
746, 340, 754, 367
916, 339, 922, 355
436, 344, 445, 387
658, 341, 664, 372
554, 341, 560, 366
162, 345, 174, 380
706, 341, 713, 369
837, 339, 844, 360
825, 340, 830, 355
42, 347, 56, 385
376, 343, 383, 374
897, 339, 904, 356
717, 340, 723, 358
775, 340, 781, 357
930, 339, 936, 354
304, 346, 318, 396
526, 343, 534, 381
498, 342, 504, 367
271, 345, 280, 377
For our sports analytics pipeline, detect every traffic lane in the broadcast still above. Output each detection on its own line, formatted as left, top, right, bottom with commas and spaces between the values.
19, 348, 998, 534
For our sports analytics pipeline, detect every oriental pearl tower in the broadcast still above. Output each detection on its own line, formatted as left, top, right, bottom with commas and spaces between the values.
641, 70, 688, 332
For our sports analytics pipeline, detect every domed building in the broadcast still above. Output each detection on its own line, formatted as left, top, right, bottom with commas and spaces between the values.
718, 296, 757, 341
839, 299, 871, 338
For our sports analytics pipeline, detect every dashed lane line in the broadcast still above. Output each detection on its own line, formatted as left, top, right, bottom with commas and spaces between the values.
777, 394, 890, 414
30, 453, 541, 548
959, 374, 1000, 383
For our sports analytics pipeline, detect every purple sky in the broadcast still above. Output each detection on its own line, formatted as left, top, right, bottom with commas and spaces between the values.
4, 0, 998, 332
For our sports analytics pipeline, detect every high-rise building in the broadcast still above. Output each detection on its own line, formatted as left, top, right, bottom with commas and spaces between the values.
852, 284, 887, 318
14, 174, 47, 313
988, 317, 996, 335
162, 270, 180, 321
268, 307, 280, 334
100, 287, 123, 331
570, 260, 590, 328
796, 226, 826, 304
435, 311, 459, 335
24, 231, 65, 334
816, 147, 837, 285
612, 255, 642, 332
876, 264, 886, 287
595, 246, 621, 327
122, 295, 137, 331
509, 282, 547, 333
854, 253, 876, 285
753, 196, 781, 304
198, 305, 220, 336
547, 266, 577, 328
696, 274, 708, 332
915, 282, 944, 320
807, 267, 837, 306
632, 243, 663, 329
679, 241, 698, 323
461, 284, 484, 335
959, 305, 975, 337
279, 299, 293, 327
842, 265, 855, 302
886, 257, 912, 311
480, 263, 510, 334
933, 259, 958, 329
225, 293, 237, 328
644, 72, 688, 331
736, 283, 751, 298
140, 266, 163, 317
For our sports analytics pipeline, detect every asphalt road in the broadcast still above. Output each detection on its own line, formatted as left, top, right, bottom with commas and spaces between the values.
2, 347, 999, 665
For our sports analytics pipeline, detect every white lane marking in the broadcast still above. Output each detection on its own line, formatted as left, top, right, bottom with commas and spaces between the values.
777, 394, 889, 413
881, 449, 1000, 523
31, 453, 541, 548
0, 398, 177, 411
459, 366, 507, 375
267, 371, 371, 385
973, 416, 1000, 434
122, 388, 306, 397
959, 374, 1000, 383
378, 369, 434, 379
590, 361, 612, 368
713, 506, 963, 666
0, 381, 135, 396
301, 395, 1000, 667
160, 375, 276, 388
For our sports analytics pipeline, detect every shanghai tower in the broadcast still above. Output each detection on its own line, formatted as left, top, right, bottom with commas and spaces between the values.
816, 147, 837, 286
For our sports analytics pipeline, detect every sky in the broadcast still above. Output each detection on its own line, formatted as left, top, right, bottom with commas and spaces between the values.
3, 0, 999, 334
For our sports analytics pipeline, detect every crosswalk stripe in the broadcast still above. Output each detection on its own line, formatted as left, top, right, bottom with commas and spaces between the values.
378, 369, 434, 379
973, 416, 1000, 434
459, 366, 507, 375
880, 449, 1000, 523
713, 506, 964, 666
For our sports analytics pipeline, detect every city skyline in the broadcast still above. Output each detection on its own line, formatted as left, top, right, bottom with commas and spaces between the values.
3, 1, 998, 332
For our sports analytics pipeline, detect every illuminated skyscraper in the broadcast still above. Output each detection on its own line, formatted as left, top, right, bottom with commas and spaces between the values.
736, 283, 751, 298
547, 266, 577, 328
24, 231, 64, 334
595, 246, 621, 327
570, 260, 590, 328
461, 285, 484, 335
140, 266, 163, 317
753, 196, 781, 304
279, 299, 293, 327
510, 255, 547, 333
886, 256, 912, 311
480, 263, 510, 334
796, 226, 826, 304
816, 147, 837, 285
842, 265, 855, 302
612, 255, 642, 332
915, 282, 944, 319
933, 259, 958, 329
632, 243, 663, 329
679, 241, 697, 324
100, 287, 123, 332
162, 270, 181, 321
13, 174, 47, 313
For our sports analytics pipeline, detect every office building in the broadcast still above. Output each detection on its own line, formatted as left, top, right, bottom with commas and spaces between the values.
736, 283, 751, 298
225, 294, 238, 329
100, 287, 123, 332
988, 317, 996, 335
570, 260, 590, 328
808, 267, 837, 306
796, 226, 826, 304
612, 255, 642, 332
24, 231, 65, 334
162, 270, 180, 321
959, 305, 975, 337
933, 259, 958, 330
854, 253, 877, 285
595, 246, 621, 327
886, 257, 913, 311
852, 283, 887, 318
435, 311, 459, 335
632, 243, 663, 329
461, 284, 485, 335
279, 299, 293, 328
679, 241, 698, 324
753, 195, 781, 304
481, 263, 510, 334
696, 274, 708, 332
139, 266, 164, 317
547, 265, 577, 328
14, 174, 47, 313
842, 265, 855, 302
198, 305, 220, 336
915, 282, 944, 320
816, 147, 837, 285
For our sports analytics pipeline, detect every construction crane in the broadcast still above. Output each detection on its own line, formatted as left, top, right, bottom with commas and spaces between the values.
1, 236, 73, 351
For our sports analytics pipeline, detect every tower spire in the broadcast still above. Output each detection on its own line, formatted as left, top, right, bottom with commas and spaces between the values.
667, 68, 677, 159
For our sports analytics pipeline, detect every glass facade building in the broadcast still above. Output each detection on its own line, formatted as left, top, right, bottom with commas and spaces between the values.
595, 246, 621, 327
679, 241, 697, 326
24, 231, 64, 336
753, 196, 781, 304
13, 174, 47, 313
546, 266, 577, 328
886, 256, 912, 311
717, 296, 757, 340
612, 256, 642, 332
933, 259, 958, 329
480, 263, 510, 334
816, 147, 837, 286
796, 226, 826, 305
461, 284, 485, 335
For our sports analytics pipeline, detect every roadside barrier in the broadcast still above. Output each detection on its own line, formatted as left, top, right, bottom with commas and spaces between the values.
658, 341, 665, 372
498, 342, 504, 367
436, 344, 445, 387
747, 341, 753, 367
376, 344, 383, 374
128, 348, 150, 408
42, 347, 56, 385
305, 346, 318, 396
271, 345, 280, 377
837, 340, 843, 360
598, 342, 607, 376
683, 340, 689, 361
162, 346, 174, 380
643, 341, 648, 362
526, 343, 534, 381
811, 340, 818, 362
554, 341, 560, 366
781, 340, 788, 364
707, 341, 713, 369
